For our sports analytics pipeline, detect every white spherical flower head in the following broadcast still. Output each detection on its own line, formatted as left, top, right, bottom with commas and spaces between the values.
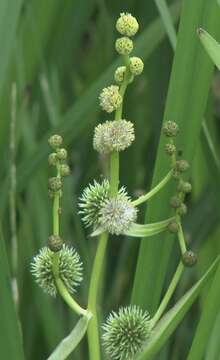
31, 245, 83, 296
115, 37, 133, 55
93, 120, 135, 155
99, 85, 122, 113
129, 56, 144, 76
78, 179, 110, 228
100, 194, 137, 235
116, 13, 139, 37
102, 305, 151, 360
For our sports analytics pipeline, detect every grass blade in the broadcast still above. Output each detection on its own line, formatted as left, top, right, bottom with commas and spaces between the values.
187, 261, 220, 360
135, 256, 220, 360
155, 0, 177, 50
197, 28, 220, 70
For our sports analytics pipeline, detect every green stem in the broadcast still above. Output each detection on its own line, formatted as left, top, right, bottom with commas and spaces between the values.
177, 219, 187, 254
110, 152, 119, 197
132, 171, 172, 206
56, 277, 88, 317
151, 261, 184, 327
87, 232, 108, 360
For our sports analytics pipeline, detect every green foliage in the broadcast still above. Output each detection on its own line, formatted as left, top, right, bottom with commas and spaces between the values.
1, 1, 220, 359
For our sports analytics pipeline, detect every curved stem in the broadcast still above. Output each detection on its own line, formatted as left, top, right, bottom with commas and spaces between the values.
56, 277, 88, 317
151, 261, 184, 328
132, 171, 172, 206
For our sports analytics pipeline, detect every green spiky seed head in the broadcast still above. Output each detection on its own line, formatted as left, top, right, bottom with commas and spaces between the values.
115, 37, 133, 55
165, 143, 176, 156
129, 57, 144, 76
99, 85, 122, 113
48, 177, 63, 192
170, 196, 182, 209
48, 153, 58, 166
176, 203, 187, 216
100, 194, 137, 235
182, 250, 197, 267
167, 220, 179, 233
177, 181, 192, 194
175, 160, 189, 173
93, 120, 135, 154
116, 13, 139, 37
102, 305, 151, 360
60, 164, 70, 177
79, 179, 110, 228
31, 245, 83, 296
56, 148, 67, 160
48, 134, 63, 149
162, 121, 179, 137
48, 235, 63, 252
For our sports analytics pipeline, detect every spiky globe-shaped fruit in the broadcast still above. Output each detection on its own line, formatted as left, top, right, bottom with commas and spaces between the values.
79, 180, 110, 228
31, 245, 83, 296
102, 305, 151, 360
100, 194, 137, 235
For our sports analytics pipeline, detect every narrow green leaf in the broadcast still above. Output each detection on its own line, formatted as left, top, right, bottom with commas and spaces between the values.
0, 228, 24, 359
155, 0, 177, 50
135, 256, 220, 360
197, 28, 220, 70
47, 315, 91, 360
187, 261, 220, 360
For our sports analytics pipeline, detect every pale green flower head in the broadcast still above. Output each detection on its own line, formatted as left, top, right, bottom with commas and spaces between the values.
99, 85, 122, 113
93, 120, 135, 155
115, 37, 133, 55
129, 56, 144, 76
116, 13, 139, 37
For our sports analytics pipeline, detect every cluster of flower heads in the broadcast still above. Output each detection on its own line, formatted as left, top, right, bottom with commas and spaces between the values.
47, 134, 71, 198
31, 135, 83, 297
95, 12, 144, 156
102, 305, 151, 360
79, 179, 137, 235
163, 122, 197, 267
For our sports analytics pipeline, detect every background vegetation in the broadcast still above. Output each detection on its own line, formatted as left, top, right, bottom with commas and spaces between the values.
1, 0, 220, 359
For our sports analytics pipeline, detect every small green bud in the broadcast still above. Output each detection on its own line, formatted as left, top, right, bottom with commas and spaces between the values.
175, 160, 189, 173
56, 148, 67, 160
165, 143, 176, 156
48, 235, 63, 252
115, 37, 133, 55
167, 220, 179, 233
163, 121, 179, 137
182, 250, 197, 267
48, 153, 58, 166
129, 56, 144, 76
176, 203, 187, 216
170, 196, 181, 209
178, 181, 192, 194
60, 164, 70, 177
116, 13, 139, 37
172, 168, 181, 180
48, 134, 63, 149
99, 85, 122, 113
48, 177, 62, 192
48, 190, 54, 199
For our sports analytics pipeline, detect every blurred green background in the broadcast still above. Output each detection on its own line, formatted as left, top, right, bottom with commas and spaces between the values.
1, 0, 220, 359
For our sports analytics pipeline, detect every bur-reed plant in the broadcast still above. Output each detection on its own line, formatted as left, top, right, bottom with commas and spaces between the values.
29, 13, 211, 360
